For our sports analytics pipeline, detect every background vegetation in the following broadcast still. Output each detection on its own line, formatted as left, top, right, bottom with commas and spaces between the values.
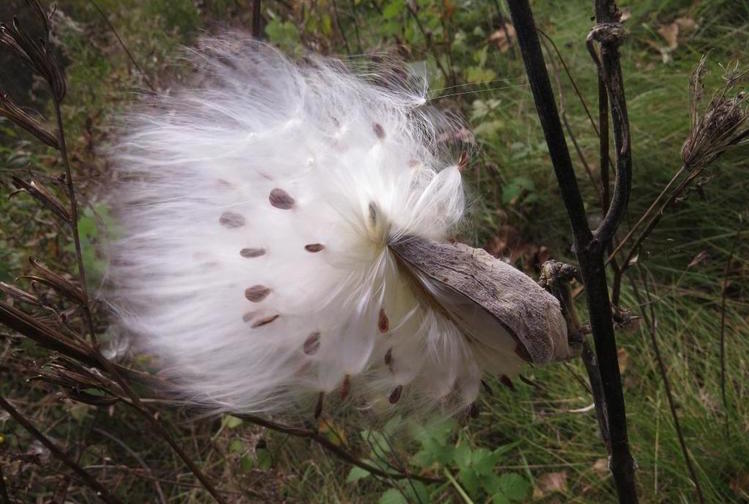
1, 0, 747, 502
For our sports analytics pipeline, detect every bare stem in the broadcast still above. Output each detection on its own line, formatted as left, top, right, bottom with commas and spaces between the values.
506, 1, 637, 501
0, 395, 123, 504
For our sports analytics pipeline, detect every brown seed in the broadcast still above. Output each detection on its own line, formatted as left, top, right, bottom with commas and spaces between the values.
499, 375, 515, 391
304, 243, 325, 253
314, 392, 324, 419
269, 188, 295, 209
303, 332, 321, 355
219, 211, 245, 228
389, 385, 403, 404
378, 308, 389, 333
245, 285, 271, 302
251, 314, 279, 328
373, 122, 385, 139
240, 248, 266, 258
384, 347, 393, 371
340, 374, 351, 400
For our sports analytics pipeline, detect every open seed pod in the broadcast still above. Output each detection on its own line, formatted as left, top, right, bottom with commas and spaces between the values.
390, 236, 572, 372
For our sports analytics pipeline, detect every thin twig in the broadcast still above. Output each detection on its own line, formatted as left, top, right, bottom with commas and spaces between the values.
631, 269, 705, 504
331, 0, 351, 54
0, 395, 123, 504
234, 413, 443, 484
406, 4, 451, 85
94, 428, 167, 504
251, 0, 262, 38
87, 0, 155, 92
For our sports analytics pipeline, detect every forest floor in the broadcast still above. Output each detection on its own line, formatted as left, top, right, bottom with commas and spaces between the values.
1, 0, 748, 503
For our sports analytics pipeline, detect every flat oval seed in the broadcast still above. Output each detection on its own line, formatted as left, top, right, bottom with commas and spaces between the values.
269, 188, 295, 209
378, 308, 389, 333
219, 211, 245, 228
389, 385, 403, 404
240, 248, 265, 258
373, 122, 385, 139
251, 314, 279, 328
304, 332, 321, 355
304, 243, 325, 253
245, 285, 271, 302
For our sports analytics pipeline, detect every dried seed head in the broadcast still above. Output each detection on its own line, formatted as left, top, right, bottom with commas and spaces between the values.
681, 57, 748, 169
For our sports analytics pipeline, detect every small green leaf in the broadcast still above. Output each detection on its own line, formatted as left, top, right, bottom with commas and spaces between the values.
497, 473, 531, 502
458, 466, 481, 496
222, 415, 243, 429
379, 488, 408, 504
228, 439, 244, 453
346, 466, 371, 483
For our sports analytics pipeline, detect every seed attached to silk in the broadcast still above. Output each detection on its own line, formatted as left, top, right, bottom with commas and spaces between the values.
269, 188, 295, 209
219, 211, 245, 228
378, 308, 389, 333
245, 285, 271, 302
240, 248, 265, 258
304, 332, 321, 355
389, 385, 403, 404
251, 314, 279, 328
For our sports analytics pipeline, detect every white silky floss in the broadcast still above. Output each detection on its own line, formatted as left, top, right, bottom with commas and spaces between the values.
108, 37, 567, 419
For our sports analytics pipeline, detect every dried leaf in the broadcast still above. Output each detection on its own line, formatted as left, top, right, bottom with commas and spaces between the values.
592, 457, 610, 476
489, 23, 516, 53
617, 348, 629, 374
0, 282, 40, 306
533, 471, 568, 498
687, 250, 710, 268
657, 22, 679, 50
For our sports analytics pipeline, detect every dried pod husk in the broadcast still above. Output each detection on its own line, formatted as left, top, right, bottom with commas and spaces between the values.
0, 300, 94, 366
11, 176, 70, 222
0, 1, 66, 102
0, 281, 41, 306
25, 257, 86, 305
390, 236, 571, 366
0, 91, 60, 148
35, 360, 122, 406
681, 57, 748, 168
